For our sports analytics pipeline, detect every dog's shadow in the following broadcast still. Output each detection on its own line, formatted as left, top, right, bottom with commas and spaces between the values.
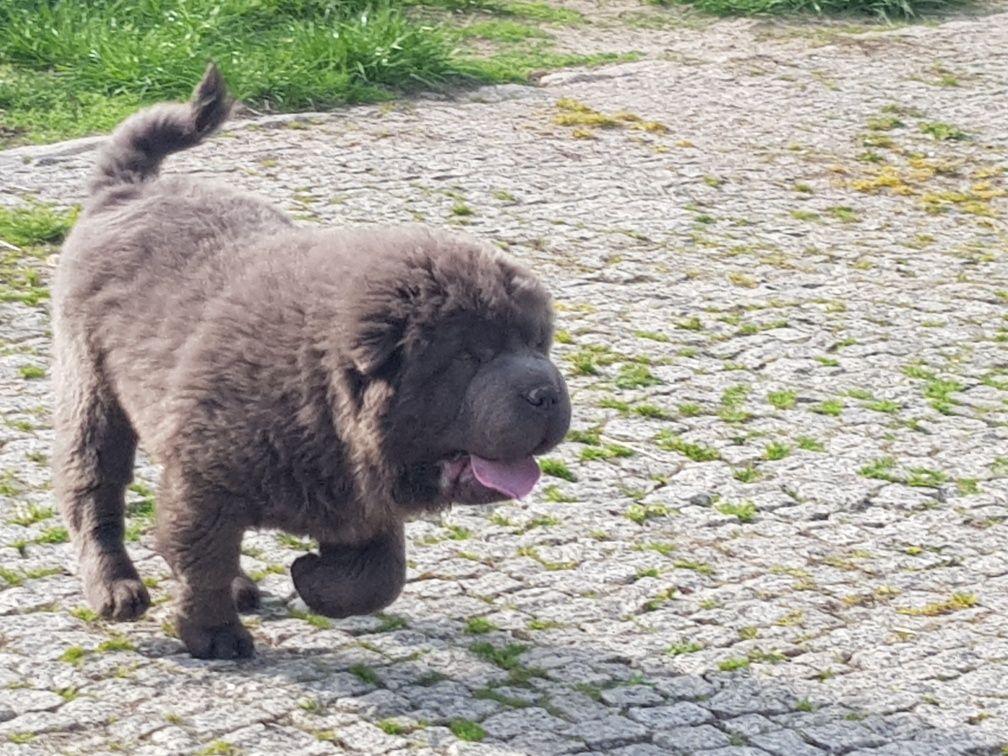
130, 596, 1000, 755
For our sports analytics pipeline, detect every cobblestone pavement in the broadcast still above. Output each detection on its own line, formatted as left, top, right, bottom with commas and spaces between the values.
1, 4, 1007, 755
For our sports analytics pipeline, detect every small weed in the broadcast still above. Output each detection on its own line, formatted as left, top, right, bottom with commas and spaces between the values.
276, 533, 315, 551
906, 467, 946, 488
18, 365, 45, 380
615, 364, 661, 389
6, 503, 54, 526
634, 403, 672, 420
464, 617, 498, 635
768, 390, 797, 410
897, 593, 977, 616
444, 524, 472, 540
298, 697, 324, 714
580, 443, 635, 462
733, 465, 762, 483
678, 402, 704, 417
656, 432, 720, 462
70, 607, 99, 623
718, 657, 750, 672
625, 503, 671, 525
449, 719, 486, 742
60, 646, 89, 665
920, 122, 968, 141
797, 436, 825, 452
540, 459, 576, 482
811, 400, 844, 416
667, 640, 703, 656
197, 743, 241, 756
349, 664, 381, 685
860, 457, 899, 482
716, 501, 757, 523
289, 608, 332, 630
765, 442, 791, 461
826, 206, 859, 223
673, 559, 714, 576
97, 637, 135, 653
378, 719, 413, 735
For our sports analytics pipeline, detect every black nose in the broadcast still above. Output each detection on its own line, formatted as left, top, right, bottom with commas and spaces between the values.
523, 385, 560, 409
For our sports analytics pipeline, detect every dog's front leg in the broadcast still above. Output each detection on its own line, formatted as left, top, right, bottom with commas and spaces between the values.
157, 469, 254, 659
291, 521, 406, 618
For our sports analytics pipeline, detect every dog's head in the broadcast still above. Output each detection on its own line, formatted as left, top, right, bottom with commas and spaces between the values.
338, 228, 571, 511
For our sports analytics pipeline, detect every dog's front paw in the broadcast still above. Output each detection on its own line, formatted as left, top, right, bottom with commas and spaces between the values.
81, 559, 151, 621
290, 544, 404, 619
178, 618, 255, 660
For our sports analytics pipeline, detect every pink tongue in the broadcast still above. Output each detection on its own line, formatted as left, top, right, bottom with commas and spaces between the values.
470, 455, 541, 500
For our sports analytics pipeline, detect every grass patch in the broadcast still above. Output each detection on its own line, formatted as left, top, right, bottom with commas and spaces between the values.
349, 664, 381, 685
656, 431, 720, 462
449, 719, 486, 742
897, 593, 977, 616
615, 364, 661, 390
0, 1, 472, 147
764, 442, 791, 461
540, 458, 576, 482
18, 365, 45, 380
464, 617, 498, 635
810, 399, 844, 417
716, 500, 757, 523
289, 608, 332, 630
0, 202, 78, 247
718, 657, 750, 672
626, 503, 671, 525
768, 390, 797, 410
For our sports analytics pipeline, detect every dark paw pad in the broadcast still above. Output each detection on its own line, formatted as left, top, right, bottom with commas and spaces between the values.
231, 573, 261, 614
179, 619, 255, 660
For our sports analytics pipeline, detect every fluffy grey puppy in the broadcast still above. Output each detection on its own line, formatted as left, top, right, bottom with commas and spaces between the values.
52, 64, 570, 659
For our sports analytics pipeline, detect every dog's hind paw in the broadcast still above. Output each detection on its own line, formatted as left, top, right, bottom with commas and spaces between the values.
231, 572, 261, 614
179, 619, 255, 660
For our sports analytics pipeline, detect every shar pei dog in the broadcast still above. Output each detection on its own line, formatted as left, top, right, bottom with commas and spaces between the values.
52, 64, 571, 659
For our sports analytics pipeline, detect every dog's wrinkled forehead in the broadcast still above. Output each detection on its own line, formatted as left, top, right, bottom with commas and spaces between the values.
348, 233, 553, 375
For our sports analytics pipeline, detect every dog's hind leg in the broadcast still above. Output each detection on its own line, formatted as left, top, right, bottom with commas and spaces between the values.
53, 331, 149, 621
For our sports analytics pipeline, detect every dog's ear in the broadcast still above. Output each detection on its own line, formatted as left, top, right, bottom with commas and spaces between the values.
350, 314, 404, 377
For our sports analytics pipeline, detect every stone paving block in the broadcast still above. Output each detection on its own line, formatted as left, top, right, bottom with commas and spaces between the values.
652, 724, 732, 752
628, 701, 714, 729
563, 714, 650, 750
750, 728, 827, 756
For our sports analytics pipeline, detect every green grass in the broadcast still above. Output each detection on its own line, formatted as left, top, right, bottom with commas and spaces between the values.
0, 202, 78, 247
768, 390, 797, 410
764, 442, 791, 461
656, 431, 720, 462
672, 0, 965, 19
449, 719, 486, 742
469, 641, 527, 670
716, 500, 757, 523
349, 664, 381, 685
0, 1, 466, 147
540, 458, 576, 482
464, 617, 498, 635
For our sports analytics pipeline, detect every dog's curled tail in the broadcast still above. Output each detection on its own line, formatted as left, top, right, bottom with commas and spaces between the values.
89, 63, 232, 194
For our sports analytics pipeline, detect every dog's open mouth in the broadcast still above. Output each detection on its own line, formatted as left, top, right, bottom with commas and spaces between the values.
442, 453, 541, 500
